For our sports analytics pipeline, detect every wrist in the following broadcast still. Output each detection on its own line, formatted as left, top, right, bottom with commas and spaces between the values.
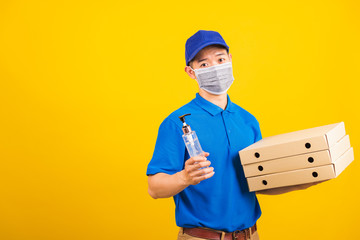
176, 170, 189, 187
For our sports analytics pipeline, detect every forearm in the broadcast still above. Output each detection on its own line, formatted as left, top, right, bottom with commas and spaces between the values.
148, 171, 188, 199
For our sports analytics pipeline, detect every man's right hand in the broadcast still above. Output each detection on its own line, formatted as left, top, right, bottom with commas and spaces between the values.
179, 152, 215, 185
147, 152, 215, 199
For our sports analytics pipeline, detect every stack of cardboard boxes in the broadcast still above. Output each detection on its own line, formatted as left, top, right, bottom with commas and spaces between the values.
239, 122, 354, 192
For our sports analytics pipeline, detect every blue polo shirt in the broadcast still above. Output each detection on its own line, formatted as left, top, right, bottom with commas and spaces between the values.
147, 93, 262, 232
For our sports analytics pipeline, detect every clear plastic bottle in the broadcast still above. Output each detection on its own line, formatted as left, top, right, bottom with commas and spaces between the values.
179, 114, 204, 158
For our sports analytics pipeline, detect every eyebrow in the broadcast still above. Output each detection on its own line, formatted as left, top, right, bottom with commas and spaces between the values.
196, 52, 227, 63
197, 58, 208, 63
197, 53, 226, 63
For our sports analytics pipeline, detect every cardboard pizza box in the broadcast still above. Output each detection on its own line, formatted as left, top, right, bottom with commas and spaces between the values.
246, 147, 354, 192
239, 122, 346, 165
243, 135, 351, 177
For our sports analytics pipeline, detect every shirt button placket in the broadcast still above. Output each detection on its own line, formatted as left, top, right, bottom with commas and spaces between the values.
222, 111, 231, 146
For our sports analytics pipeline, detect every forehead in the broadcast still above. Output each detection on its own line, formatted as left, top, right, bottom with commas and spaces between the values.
194, 45, 228, 61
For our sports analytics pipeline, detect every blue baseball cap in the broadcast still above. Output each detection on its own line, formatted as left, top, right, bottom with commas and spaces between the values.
185, 30, 229, 66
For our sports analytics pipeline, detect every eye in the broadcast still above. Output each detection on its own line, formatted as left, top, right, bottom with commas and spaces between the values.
200, 63, 208, 68
218, 58, 226, 63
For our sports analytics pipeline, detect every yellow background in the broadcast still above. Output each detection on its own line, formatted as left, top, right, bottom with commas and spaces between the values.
0, 0, 359, 239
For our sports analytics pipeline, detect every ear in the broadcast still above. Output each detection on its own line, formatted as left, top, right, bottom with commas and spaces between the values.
184, 66, 196, 79
229, 53, 232, 61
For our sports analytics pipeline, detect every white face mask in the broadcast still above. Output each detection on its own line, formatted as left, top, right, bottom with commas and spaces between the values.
190, 62, 234, 95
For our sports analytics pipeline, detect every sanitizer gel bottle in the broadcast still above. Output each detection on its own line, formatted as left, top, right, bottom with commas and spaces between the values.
179, 114, 204, 158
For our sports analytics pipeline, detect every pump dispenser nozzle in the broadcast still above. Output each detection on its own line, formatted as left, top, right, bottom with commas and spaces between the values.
179, 113, 192, 134
178, 113, 204, 158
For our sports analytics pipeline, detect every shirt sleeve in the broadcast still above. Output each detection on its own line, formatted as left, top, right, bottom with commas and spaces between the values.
146, 118, 186, 176
253, 119, 262, 143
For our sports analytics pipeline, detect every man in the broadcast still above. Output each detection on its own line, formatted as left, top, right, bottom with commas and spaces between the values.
147, 30, 316, 240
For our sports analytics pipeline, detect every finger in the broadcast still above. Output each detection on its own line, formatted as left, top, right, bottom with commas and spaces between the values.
190, 167, 214, 178
192, 155, 207, 162
203, 152, 210, 157
184, 158, 197, 166
193, 171, 215, 183
196, 160, 211, 169
185, 156, 207, 166
184, 161, 209, 177
190, 166, 214, 178
188, 160, 211, 172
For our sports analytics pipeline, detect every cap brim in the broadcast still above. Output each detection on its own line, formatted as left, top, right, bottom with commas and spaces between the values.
187, 41, 229, 65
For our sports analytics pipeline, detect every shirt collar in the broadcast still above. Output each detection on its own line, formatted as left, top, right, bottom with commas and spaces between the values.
193, 93, 236, 116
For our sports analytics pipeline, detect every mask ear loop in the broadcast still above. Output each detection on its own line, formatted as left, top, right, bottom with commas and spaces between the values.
189, 66, 198, 79
188, 66, 202, 89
